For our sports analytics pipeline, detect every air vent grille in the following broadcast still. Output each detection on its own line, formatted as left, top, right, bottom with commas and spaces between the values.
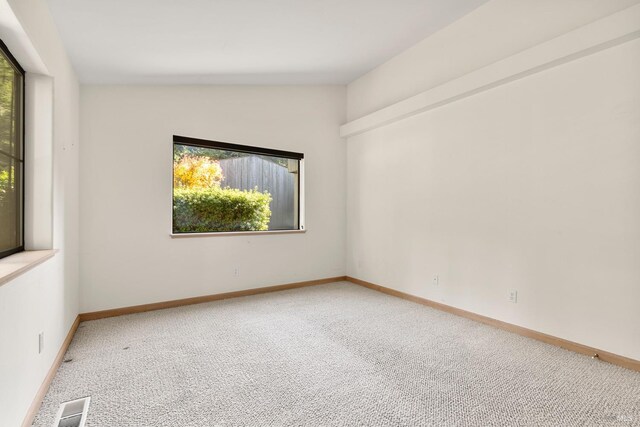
53, 397, 90, 427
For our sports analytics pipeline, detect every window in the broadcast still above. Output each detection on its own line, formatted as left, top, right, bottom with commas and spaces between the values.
172, 135, 304, 234
0, 40, 24, 259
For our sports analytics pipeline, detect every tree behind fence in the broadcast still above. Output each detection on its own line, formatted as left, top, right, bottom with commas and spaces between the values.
219, 156, 295, 230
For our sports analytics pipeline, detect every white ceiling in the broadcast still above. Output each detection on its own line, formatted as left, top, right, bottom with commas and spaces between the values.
45, 0, 488, 85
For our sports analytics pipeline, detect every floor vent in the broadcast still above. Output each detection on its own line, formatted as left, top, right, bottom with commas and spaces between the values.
53, 397, 91, 427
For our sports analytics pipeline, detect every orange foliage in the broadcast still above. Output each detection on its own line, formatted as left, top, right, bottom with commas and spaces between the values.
173, 155, 223, 189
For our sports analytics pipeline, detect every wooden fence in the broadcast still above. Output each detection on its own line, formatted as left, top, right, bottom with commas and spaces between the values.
219, 156, 296, 230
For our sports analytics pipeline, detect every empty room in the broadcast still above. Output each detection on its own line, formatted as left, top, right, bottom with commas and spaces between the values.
1, 0, 639, 426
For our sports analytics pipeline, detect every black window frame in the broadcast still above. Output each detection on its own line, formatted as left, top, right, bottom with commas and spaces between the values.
172, 135, 304, 235
0, 39, 25, 260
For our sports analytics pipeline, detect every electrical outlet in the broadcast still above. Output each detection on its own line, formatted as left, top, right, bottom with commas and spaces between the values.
509, 290, 518, 303
233, 267, 240, 277
38, 332, 44, 354
432, 274, 439, 286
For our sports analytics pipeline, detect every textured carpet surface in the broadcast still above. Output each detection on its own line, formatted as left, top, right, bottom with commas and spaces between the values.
33, 282, 639, 426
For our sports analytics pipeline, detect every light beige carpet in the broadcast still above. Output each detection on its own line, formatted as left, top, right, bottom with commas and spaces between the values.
33, 282, 639, 426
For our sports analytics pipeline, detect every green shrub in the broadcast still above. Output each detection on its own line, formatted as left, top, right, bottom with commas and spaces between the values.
173, 187, 271, 233
0, 171, 6, 199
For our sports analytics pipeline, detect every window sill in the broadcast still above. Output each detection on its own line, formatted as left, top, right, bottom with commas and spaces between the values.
0, 249, 58, 287
170, 230, 306, 238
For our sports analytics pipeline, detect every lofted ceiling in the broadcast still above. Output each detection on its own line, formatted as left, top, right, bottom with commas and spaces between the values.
45, 0, 488, 84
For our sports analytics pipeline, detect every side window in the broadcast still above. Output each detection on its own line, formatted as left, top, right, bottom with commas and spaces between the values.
0, 40, 25, 259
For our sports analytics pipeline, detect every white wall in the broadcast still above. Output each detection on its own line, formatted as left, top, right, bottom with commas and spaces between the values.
347, 0, 639, 120
80, 85, 346, 312
24, 74, 54, 250
346, 1, 640, 360
0, 0, 80, 426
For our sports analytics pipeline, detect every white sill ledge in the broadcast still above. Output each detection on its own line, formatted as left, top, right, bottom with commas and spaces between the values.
171, 229, 306, 238
0, 249, 58, 287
